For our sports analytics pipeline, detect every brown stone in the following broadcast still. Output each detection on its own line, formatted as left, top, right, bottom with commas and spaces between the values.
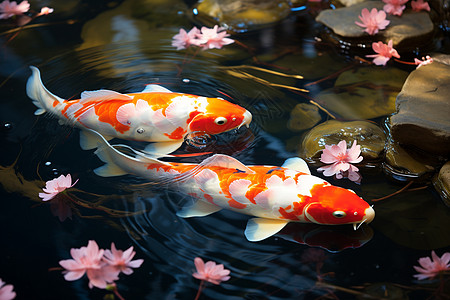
390, 56, 450, 156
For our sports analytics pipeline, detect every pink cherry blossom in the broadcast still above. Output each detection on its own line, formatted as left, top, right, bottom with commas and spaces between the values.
37, 6, 53, 16
171, 27, 202, 50
414, 55, 433, 68
103, 243, 144, 275
366, 40, 400, 66
59, 240, 119, 289
413, 251, 450, 280
0, 279, 16, 300
39, 174, 78, 201
411, 0, 430, 11
382, 0, 408, 16
196, 25, 235, 50
192, 257, 230, 285
317, 140, 363, 181
0, 0, 29, 19
355, 8, 390, 35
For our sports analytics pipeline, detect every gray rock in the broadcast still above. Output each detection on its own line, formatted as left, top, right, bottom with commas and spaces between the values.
316, 1, 434, 48
390, 56, 450, 156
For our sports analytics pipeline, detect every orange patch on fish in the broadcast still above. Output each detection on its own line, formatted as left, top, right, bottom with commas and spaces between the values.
164, 127, 187, 140
93, 101, 131, 133
279, 202, 305, 221
228, 199, 246, 209
203, 193, 215, 204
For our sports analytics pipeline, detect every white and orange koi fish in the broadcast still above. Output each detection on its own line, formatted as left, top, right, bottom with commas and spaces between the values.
87, 130, 375, 242
26, 66, 252, 156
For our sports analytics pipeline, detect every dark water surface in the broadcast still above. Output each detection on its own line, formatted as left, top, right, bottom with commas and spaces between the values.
1, 1, 449, 299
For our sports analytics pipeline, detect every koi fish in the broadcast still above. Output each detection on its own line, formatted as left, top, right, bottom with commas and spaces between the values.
86, 130, 375, 242
26, 66, 252, 156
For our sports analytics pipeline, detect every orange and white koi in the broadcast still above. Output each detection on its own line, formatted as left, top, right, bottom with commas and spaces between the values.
26, 66, 252, 156
86, 130, 375, 242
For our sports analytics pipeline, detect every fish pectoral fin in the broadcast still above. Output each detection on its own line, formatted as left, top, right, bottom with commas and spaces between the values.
140, 84, 172, 93
176, 201, 222, 218
79, 130, 114, 150
144, 141, 184, 157
245, 218, 289, 242
281, 157, 311, 175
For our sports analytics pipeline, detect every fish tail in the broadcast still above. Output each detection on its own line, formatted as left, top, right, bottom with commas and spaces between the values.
26, 66, 65, 116
85, 129, 168, 179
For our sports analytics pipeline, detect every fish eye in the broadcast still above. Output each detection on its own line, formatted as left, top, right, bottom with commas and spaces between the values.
137, 128, 145, 134
332, 211, 346, 218
214, 117, 227, 125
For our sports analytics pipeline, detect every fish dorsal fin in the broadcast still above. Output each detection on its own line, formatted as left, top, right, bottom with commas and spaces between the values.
244, 218, 290, 242
80, 89, 133, 103
282, 157, 311, 175
176, 201, 222, 218
199, 154, 255, 174
141, 84, 172, 93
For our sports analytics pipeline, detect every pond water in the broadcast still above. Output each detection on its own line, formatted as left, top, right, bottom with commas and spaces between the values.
1, 1, 449, 299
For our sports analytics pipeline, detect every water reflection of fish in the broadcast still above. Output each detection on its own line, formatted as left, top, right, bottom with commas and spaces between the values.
276, 223, 374, 252
26, 66, 252, 156
86, 130, 375, 242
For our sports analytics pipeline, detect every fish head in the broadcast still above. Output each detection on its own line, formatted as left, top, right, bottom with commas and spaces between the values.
304, 185, 374, 229
188, 98, 252, 135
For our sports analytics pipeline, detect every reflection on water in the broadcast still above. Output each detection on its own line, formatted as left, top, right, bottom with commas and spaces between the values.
1, 1, 449, 299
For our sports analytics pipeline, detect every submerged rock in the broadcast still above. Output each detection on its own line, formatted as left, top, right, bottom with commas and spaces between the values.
287, 103, 322, 131
433, 162, 450, 207
316, 1, 434, 49
192, 0, 292, 33
314, 66, 408, 120
371, 186, 450, 249
390, 55, 450, 156
300, 120, 386, 161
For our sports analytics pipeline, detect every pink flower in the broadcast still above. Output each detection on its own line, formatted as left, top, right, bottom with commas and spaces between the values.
0, 0, 29, 19
59, 240, 119, 289
37, 6, 53, 16
39, 174, 78, 201
355, 8, 390, 35
196, 25, 235, 50
103, 243, 144, 275
0, 279, 16, 300
413, 251, 450, 280
366, 40, 400, 66
192, 257, 230, 285
317, 140, 363, 181
411, 0, 430, 11
382, 0, 408, 16
414, 55, 433, 68
171, 27, 202, 50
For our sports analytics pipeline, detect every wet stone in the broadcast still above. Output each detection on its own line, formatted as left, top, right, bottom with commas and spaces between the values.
300, 120, 386, 161
193, 0, 292, 33
315, 1, 434, 49
433, 162, 450, 207
314, 66, 408, 120
384, 138, 436, 181
287, 103, 322, 131
390, 55, 450, 156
